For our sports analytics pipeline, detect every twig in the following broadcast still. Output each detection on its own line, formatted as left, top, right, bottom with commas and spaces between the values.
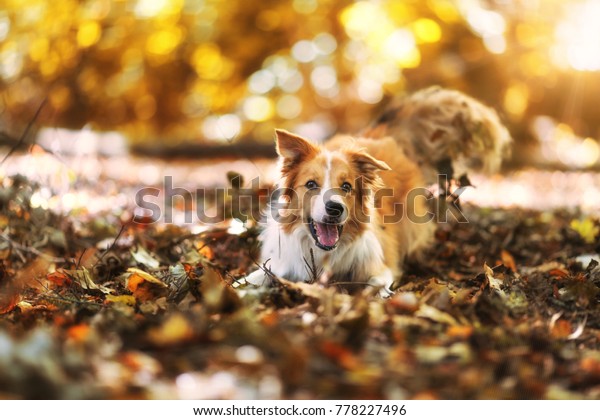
0, 231, 67, 263
255, 258, 277, 280
43, 293, 104, 308
303, 248, 321, 284
329, 281, 372, 287
232, 257, 277, 287
0, 98, 47, 166
197, 237, 216, 252
76, 248, 87, 269
34, 278, 104, 308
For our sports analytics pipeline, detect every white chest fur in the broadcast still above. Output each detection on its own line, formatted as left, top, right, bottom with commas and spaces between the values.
257, 218, 386, 284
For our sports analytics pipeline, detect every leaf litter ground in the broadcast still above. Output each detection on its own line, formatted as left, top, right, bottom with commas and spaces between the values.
1, 174, 600, 399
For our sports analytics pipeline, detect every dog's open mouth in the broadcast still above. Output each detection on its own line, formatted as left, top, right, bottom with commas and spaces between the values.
308, 218, 343, 251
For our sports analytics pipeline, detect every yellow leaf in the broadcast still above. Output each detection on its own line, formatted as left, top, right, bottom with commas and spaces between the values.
571, 218, 599, 244
147, 313, 194, 346
16, 301, 33, 310
126, 268, 167, 287
105, 294, 137, 306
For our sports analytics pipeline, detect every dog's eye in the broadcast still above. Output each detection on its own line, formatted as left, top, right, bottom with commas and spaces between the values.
305, 180, 318, 189
341, 182, 352, 193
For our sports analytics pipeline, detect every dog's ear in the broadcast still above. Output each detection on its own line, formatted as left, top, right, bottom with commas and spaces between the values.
350, 151, 390, 188
351, 151, 391, 173
275, 129, 318, 162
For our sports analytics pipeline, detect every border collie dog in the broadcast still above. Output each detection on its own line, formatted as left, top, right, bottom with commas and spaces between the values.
245, 87, 511, 296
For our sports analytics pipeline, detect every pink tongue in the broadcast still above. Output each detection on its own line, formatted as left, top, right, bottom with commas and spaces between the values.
315, 222, 339, 247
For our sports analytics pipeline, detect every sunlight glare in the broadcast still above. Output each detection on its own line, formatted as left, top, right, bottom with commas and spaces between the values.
243, 96, 274, 122
553, 0, 600, 71
134, 0, 182, 18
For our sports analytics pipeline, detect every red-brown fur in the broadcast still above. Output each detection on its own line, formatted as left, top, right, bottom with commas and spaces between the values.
244, 88, 510, 296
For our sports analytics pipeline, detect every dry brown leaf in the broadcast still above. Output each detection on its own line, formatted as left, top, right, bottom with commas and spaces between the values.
551, 319, 572, 339
389, 292, 419, 313
319, 340, 360, 370
415, 304, 458, 326
127, 272, 168, 302
549, 268, 570, 279
200, 267, 241, 313
501, 250, 517, 272
522, 261, 567, 275
14, 258, 51, 290
447, 325, 474, 339
0, 292, 20, 314
46, 271, 72, 287
65, 267, 113, 293
67, 324, 91, 341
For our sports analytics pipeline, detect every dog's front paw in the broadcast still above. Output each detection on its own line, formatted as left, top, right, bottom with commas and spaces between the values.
368, 269, 395, 299
376, 285, 394, 299
239, 270, 269, 287
233, 270, 273, 299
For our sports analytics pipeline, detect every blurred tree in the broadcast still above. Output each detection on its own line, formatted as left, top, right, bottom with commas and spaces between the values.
0, 0, 599, 167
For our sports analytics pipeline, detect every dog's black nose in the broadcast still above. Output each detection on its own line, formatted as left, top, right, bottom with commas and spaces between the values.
325, 201, 345, 217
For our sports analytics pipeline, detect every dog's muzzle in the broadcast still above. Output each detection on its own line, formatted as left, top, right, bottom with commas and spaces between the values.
308, 201, 346, 251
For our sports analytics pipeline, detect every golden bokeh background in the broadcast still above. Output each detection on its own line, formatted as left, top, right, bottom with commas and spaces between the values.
1, 0, 599, 166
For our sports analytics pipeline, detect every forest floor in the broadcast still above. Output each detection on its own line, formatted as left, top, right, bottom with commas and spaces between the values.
1, 160, 600, 399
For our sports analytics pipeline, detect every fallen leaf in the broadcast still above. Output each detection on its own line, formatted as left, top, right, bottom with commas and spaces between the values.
127, 272, 168, 302
67, 324, 91, 341
197, 240, 215, 260
570, 218, 599, 244
319, 340, 360, 370
105, 294, 136, 306
484, 263, 507, 299
412, 391, 439, 400
14, 257, 51, 290
47, 271, 72, 287
415, 304, 458, 326
389, 292, 419, 313
166, 263, 191, 303
415, 345, 449, 363
259, 310, 279, 327
138, 296, 168, 314
549, 268, 570, 278
447, 325, 473, 339
16, 301, 33, 311
126, 268, 168, 286
65, 267, 113, 293
580, 355, 600, 377
120, 351, 162, 376
551, 319, 572, 339
200, 267, 241, 314
501, 250, 517, 272
131, 247, 161, 269
0, 292, 20, 314
147, 313, 194, 346
522, 261, 567, 275
73, 248, 97, 268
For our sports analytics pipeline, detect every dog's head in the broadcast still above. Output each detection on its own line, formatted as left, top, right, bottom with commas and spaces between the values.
273, 129, 390, 251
